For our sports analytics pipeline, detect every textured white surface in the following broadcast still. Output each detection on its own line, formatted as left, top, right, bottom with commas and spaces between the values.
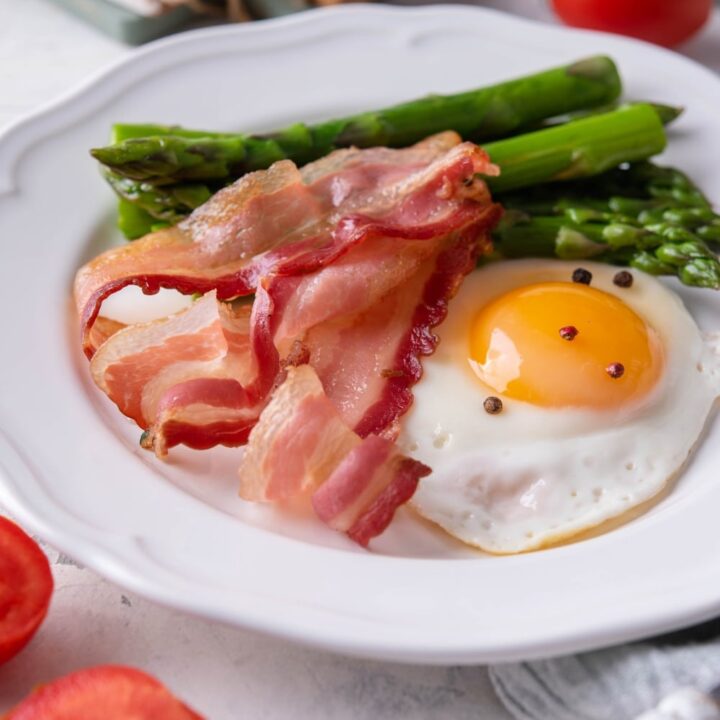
0, 536, 509, 717
1, 1, 719, 717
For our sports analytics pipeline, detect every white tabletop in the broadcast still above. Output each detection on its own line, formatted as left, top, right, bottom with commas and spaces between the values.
1, 0, 718, 716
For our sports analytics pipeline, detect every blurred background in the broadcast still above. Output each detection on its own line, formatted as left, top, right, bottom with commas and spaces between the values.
2, 0, 717, 133
30, 0, 720, 48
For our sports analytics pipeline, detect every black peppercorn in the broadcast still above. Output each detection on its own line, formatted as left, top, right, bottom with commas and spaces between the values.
613, 270, 634, 288
572, 267, 592, 285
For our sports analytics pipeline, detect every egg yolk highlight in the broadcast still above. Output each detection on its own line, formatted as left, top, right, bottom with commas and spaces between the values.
469, 281, 663, 409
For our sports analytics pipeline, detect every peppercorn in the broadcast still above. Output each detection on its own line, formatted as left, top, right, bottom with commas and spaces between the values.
613, 270, 634, 288
483, 396, 503, 415
606, 362, 625, 379
572, 267, 592, 285
559, 325, 579, 341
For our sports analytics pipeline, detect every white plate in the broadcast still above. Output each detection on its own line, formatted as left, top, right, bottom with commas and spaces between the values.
2, 4, 720, 665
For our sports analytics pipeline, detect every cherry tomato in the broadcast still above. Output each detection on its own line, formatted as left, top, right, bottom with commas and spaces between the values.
551, 0, 711, 47
0, 516, 53, 664
5, 665, 205, 720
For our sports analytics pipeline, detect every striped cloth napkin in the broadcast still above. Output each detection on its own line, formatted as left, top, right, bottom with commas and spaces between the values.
490, 619, 720, 720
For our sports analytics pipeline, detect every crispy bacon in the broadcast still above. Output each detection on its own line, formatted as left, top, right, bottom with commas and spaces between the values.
90, 293, 265, 455
78, 133, 501, 546
240, 365, 430, 545
238, 365, 361, 502
76, 132, 498, 357
312, 435, 429, 547
85, 134, 500, 453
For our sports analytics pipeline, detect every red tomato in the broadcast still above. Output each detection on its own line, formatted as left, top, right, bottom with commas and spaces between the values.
0, 516, 53, 664
551, 0, 711, 47
5, 666, 205, 720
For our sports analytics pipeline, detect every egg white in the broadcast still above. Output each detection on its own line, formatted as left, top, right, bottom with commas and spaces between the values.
401, 260, 720, 554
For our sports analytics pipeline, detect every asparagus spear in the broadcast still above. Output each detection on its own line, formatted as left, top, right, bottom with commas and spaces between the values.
109, 103, 666, 239
105, 172, 213, 224
495, 214, 720, 287
536, 101, 683, 128
110, 122, 232, 236
484, 104, 666, 193
116, 198, 159, 240
493, 162, 720, 289
110, 124, 231, 142
91, 56, 622, 185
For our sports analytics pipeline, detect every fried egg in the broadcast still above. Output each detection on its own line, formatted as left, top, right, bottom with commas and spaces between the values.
400, 259, 720, 553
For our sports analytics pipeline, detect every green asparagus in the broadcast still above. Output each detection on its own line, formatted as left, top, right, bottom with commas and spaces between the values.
97, 109, 718, 288
116, 199, 159, 240
536, 101, 683, 129
91, 56, 622, 185
493, 162, 720, 289
484, 104, 666, 193
105, 172, 213, 224
109, 123, 212, 237
107, 103, 666, 239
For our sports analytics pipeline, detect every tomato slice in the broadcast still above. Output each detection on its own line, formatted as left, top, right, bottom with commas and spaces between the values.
0, 516, 53, 665
5, 665, 205, 719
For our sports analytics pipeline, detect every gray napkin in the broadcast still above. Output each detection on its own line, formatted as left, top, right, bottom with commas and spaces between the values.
490, 619, 720, 720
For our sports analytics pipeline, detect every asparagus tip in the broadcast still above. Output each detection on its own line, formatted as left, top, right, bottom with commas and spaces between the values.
90, 147, 109, 162
651, 103, 685, 126
680, 258, 720, 290
567, 56, 620, 84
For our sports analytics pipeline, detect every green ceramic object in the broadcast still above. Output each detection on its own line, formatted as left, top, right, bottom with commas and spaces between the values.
46, 0, 194, 45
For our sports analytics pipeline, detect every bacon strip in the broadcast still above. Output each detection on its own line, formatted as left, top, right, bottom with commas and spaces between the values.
90, 293, 265, 454
240, 365, 430, 546
76, 132, 498, 357
79, 134, 501, 546
238, 365, 360, 502
312, 435, 428, 547
85, 135, 501, 456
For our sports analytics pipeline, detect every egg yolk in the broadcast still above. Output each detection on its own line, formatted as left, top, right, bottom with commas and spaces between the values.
469, 281, 663, 409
